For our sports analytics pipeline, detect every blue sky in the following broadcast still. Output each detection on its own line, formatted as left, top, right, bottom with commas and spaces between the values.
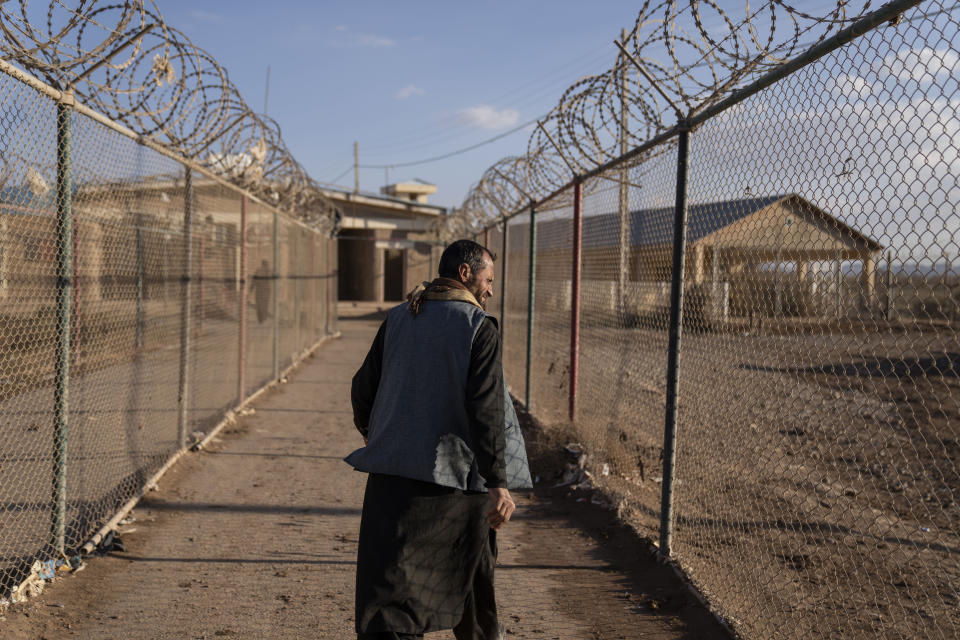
155, 1, 815, 208
150, 1, 893, 211
157, 1, 655, 208
12, 1, 957, 260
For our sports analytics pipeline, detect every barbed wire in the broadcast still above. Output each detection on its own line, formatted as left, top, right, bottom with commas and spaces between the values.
0, 0, 338, 230
442, 0, 882, 241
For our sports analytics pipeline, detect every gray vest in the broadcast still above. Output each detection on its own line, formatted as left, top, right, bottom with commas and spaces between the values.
345, 300, 532, 491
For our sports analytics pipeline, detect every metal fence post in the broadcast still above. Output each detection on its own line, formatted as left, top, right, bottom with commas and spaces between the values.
659, 125, 691, 558
326, 235, 335, 336
294, 234, 302, 352
500, 215, 508, 341
525, 202, 537, 409
238, 195, 248, 403
198, 234, 205, 336
272, 211, 280, 379
135, 223, 144, 350
176, 168, 194, 449
71, 211, 80, 362
886, 249, 894, 321
51, 95, 73, 556
775, 245, 783, 318
617, 25, 630, 317
835, 250, 842, 318
569, 179, 583, 423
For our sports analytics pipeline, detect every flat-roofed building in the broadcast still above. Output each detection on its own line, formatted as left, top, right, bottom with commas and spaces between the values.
320, 183, 446, 303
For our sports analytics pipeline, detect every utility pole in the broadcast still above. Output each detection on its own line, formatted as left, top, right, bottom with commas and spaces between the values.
354, 141, 359, 194
264, 65, 271, 115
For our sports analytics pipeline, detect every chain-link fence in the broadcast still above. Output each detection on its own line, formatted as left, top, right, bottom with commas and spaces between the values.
484, 2, 959, 637
0, 60, 336, 599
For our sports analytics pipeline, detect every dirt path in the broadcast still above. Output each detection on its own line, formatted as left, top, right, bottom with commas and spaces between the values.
2, 310, 729, 639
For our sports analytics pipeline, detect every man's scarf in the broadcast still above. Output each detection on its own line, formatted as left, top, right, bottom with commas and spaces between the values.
407, 277, 482, 316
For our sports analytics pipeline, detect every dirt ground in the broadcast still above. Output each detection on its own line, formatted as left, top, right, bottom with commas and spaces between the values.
499, 304, 960, 639
1, 306, 729, 639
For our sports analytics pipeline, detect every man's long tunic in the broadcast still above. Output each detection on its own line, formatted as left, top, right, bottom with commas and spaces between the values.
348, 298, 525, 637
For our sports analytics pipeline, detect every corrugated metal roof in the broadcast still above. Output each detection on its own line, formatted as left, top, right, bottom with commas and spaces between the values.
533, 194, 785, 250
526, 194, 881, 251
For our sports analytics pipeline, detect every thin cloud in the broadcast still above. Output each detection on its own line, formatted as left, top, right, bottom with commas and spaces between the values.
189, 10, 224, 24
328, 25, 396, 48
886, 47, 959, 82
395, 84, 425, 100
835, 73, 874, 99
457, 105, 520, 130
355, 33, 395, 47
830, 48, 959, 99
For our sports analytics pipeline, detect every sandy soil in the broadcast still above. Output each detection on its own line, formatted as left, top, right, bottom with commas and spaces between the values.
505, 306, 960, 640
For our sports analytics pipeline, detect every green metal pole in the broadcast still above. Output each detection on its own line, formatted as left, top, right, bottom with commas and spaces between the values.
294, 234, 301, 352
525, 202, 536, 409
177, 168, 194, 449
237, 196, 248, 404
659, 125, 691, 558
569, 179, 583, 423
272, 212, 279, 380
326, 235, 335, 336
52, 97, 73, 556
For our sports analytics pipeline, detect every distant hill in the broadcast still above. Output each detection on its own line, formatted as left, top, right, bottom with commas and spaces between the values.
893, 259, 956, 277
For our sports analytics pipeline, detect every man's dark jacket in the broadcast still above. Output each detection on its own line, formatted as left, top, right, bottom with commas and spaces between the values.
346, 298, 531, 491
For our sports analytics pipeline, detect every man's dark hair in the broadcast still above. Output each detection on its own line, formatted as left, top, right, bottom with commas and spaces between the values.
438, 239, 496, 278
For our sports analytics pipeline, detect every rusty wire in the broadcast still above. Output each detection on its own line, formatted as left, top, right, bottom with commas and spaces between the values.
0, 0, 337, 229
444, 1, 880, 241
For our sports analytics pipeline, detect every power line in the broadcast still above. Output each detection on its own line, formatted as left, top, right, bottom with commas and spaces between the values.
326, 165, 354, 185
348, 3, 960, 183
359, 44, 618, 154
362, 60, 617, 160
358, 116, 541, 169
351, 7, 845, 167
354, 7, 796, 166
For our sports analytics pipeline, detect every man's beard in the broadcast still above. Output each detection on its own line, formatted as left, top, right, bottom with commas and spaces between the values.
465, 277, 486, 310
472, 287, 487, 310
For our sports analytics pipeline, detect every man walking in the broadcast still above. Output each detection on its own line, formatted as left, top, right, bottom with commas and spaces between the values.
347, 239, 531, 640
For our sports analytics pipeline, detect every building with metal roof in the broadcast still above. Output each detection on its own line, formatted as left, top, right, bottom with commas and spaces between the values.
512, 193, 883, 319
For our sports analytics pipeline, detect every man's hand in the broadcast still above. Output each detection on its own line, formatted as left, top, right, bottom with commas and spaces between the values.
486, 487, 515, 530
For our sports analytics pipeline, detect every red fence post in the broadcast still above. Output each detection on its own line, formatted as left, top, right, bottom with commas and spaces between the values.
569, 178, 583, 422
500, 216, 509, 343
237, 195, 248, 404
